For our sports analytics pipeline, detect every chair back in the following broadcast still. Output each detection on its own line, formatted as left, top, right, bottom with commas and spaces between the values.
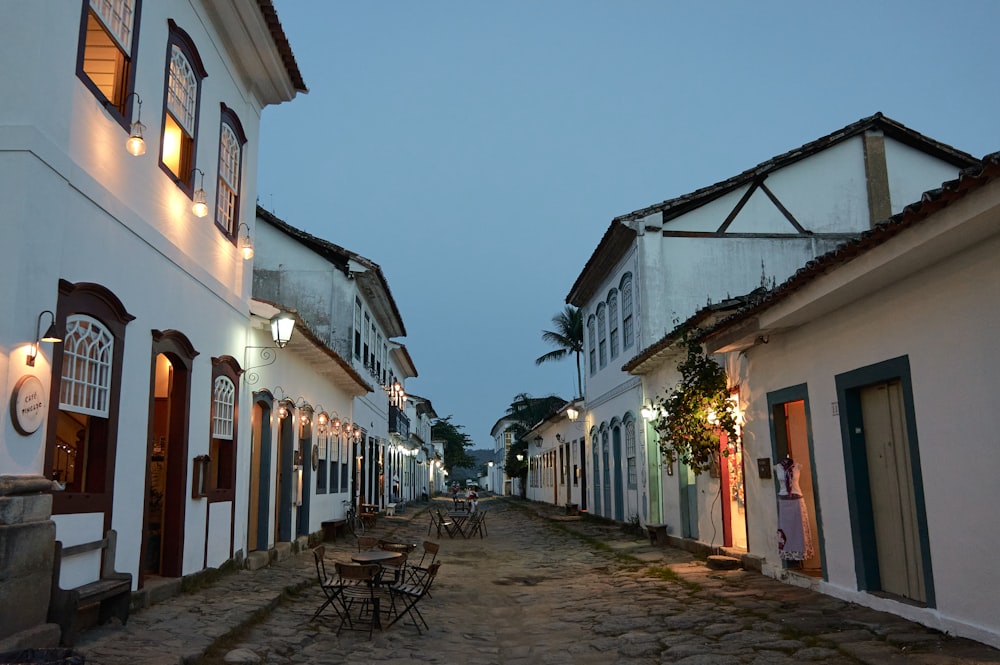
335, 561, 379, 583
419, 561, 442, 594
313, 545, 329, 581
417, 540, 440, 567
356, 535, 379, 551
378, 540, 415, 555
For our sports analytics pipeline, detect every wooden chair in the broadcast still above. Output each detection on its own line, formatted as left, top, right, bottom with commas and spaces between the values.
376, 541, 414, 586
465, 511, 486, 539
333, 562, 382, 638
434, 509, 462, 539
356, 535, 379, 552
388, 562, 441, 634
404, 541, 440, 594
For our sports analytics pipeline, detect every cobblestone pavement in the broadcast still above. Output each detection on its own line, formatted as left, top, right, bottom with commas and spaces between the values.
76, 496, 1000, 665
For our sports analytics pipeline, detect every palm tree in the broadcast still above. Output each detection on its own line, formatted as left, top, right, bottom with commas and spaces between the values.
535, 306, 584, 399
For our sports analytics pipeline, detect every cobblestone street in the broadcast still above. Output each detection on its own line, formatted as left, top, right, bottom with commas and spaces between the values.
136, 496, 999, 665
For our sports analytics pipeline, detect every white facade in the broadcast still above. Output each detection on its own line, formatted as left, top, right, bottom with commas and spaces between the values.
704, 158, 1000, 648
253, 208, 418, 513
0, 0, 304, 613
569, 115, 979, 541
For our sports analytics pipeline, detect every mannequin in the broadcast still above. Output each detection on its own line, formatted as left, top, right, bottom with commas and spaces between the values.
776, 456, 814, 562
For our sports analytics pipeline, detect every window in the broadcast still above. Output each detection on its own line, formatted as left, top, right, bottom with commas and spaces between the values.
625, 415, 637, 488
46, 281, 133, 517
621, 273, 634, 350
608, 289, 619, 360
316, 434, 328, 494
76, 0, 140, 119
340, 438, 349, 492
382, 341, 388, 384
209, 358, 240, 500
597, 303, 607, 369
376, 332, 383, 378
587, 315, 596, 375
369, 323, 376, 371
363, 313, 370, 366
216, 106, 246, 238
354, 298, 362, 359
160, 22, 206, 189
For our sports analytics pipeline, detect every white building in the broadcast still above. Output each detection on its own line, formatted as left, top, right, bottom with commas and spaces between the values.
701, 153, 1000, 649
567, 113, 980, 542
253, 207, 418, 514
0, 0, 304, 645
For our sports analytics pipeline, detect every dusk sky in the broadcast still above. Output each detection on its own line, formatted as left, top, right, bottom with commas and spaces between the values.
258, 1, 1000, 450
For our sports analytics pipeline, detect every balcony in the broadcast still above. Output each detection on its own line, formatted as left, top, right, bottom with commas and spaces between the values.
389, 404, 409, 438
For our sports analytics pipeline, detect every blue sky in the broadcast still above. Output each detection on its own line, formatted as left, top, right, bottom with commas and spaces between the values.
258, 1, 1000, 449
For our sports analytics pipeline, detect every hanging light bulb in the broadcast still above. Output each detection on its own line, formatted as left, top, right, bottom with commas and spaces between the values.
191, 168, 209, 217
238, 222, 254, 260
125, 93, 146, 156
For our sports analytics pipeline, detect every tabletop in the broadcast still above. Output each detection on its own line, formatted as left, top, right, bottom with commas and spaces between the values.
351, 550, 404, 565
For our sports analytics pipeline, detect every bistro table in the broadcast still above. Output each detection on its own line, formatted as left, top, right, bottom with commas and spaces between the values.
351, 550, 404, 566
447, 511, 471, 536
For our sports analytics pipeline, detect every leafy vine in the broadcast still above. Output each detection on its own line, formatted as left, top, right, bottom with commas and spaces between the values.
651, 336, 739, 475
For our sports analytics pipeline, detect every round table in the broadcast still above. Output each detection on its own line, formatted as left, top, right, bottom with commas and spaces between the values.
351, 550, 404, 565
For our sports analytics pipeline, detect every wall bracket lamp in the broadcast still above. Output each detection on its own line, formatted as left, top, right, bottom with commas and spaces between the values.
566, 406, 579, 421
237, 222, 254, 260
243, 313, 296, 384
27, 310, 63, 366
125, 92, 146, 156
533, 435, 543, 448
191, 168, 209, 217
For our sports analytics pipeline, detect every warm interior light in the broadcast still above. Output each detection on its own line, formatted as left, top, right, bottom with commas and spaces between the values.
162, 116, 183, 176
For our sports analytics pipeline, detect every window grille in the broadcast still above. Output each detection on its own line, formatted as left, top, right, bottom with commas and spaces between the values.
621, 273, 634, 349
90, 0, 134, 53
59, 315, 114, 417
212, 376, 235, 439
217, 123, 240, 233
168, 46, 197, 132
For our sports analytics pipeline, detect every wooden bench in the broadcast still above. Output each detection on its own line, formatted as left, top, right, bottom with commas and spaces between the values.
49, 529, 132, 645
645, 523, 669, 546
322, 519, 348, 542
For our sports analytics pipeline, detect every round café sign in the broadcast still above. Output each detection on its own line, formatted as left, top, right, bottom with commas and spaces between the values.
11, 374, 47, 436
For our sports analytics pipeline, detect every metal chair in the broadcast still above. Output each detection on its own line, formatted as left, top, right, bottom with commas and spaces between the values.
404, 541, 440, 594
332, 562, 382, 638
388, 562, 441, 634
310, 546, 344, 622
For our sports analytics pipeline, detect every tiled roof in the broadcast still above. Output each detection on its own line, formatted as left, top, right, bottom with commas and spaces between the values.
258, 0, 308, 93
567, 113, 980, 305
701, 151, 1000, 341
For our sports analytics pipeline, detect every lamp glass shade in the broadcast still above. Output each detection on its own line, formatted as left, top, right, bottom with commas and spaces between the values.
270, 314, 295, 348
126, 121, 146, 156
239, 234, 254, 260
566, 407, 579, 421
192, 188, 209, 217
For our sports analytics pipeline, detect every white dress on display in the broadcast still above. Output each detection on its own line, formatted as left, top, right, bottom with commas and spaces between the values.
776, 459, 814, 561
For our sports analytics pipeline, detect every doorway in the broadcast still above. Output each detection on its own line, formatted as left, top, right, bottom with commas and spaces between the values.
275, 402, 294, 544
143, 331, 197, 583
769, 392, 822, 576
247, 396, 272, 553
837, 357, 933, 606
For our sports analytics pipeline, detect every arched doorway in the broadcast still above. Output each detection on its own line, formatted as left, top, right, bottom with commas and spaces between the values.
247, 393, 272, 553
143, 330, 198, 582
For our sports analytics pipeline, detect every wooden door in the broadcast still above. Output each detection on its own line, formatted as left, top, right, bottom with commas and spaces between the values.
860, 381, 925, 602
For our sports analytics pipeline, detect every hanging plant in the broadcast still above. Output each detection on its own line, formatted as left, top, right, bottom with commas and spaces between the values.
651, 335, 738, 475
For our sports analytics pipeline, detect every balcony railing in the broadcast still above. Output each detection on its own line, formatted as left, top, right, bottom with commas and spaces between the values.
389, 404, 409, 438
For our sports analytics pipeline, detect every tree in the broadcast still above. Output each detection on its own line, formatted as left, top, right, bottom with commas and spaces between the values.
535, 306, 584, 399
502, 393, 567, 497
431, 416, 476, 473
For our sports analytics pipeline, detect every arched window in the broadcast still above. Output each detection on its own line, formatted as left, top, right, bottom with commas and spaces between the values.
209, 357, 239, 500
624, 414, 637, 488
620, 273, 634, 350
46, 281, 134, 518
607, 289, 619, 360
216, 105, 246, 238
597, 303, 607, 369
160, 21, 207, 189
587, 315, 596, 376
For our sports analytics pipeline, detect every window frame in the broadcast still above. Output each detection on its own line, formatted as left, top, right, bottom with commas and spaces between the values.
215, 104, 247, 240
625, 414, 637, 488
208, 357, 240, 502
159, 20, 207, 193
608, 289, 619, 360
621, 273, 634, 350
597, 303, 607, 369
76, 0, 143, 128
587, 315, 596, 376
45, 280, 134, 521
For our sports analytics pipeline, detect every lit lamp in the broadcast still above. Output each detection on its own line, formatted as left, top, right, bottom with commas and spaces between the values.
516, 454, 524, 462
566, 406, 579, 421
191, 168, 209, 217
125, 92, 146, 156
237, 222, 254, 260
270, 312, 295, 348
26, 310, 63, 367
640, 404, 656, 421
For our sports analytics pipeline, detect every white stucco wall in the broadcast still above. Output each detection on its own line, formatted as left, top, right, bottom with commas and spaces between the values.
725, 188, 1000, 647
